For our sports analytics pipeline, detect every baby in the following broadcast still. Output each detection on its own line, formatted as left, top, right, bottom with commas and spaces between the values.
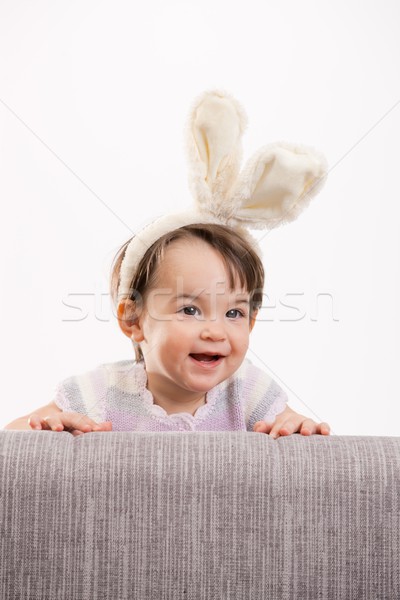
5, 223, 330, 438
4, 90, 331, 439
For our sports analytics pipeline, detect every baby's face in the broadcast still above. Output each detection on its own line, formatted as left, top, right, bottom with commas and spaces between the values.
134, 238, 256, 397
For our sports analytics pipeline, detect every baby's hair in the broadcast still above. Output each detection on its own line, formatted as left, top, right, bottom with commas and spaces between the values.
110, 223, 265, 361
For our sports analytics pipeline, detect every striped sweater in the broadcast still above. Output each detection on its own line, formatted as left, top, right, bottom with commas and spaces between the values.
53, 357, 288, 432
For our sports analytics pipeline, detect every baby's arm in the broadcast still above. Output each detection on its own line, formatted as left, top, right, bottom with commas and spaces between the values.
3, 401, 112, 436
254, 405, 331, 439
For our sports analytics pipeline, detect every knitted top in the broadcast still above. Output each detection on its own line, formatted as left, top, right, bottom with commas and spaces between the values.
53, 357, 288, 432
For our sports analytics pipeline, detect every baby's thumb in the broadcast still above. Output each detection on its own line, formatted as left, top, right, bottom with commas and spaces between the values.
253, 420, 274, 433
92, 421, 112, 431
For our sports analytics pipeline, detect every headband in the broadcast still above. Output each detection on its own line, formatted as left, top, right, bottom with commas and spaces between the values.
117, 88, 328, 301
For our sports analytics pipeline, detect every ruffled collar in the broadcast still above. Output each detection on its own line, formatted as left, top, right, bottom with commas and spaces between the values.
132, 361, 220, 421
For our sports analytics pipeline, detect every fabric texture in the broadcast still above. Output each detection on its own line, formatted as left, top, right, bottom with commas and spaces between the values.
53, 358, 288, 432
1, 431, 399, 600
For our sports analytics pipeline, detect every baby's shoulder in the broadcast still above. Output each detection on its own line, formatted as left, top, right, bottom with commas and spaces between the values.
98, 359, 137, 374
229, 358, 286, 404
58, 359, 138, 389
54, 359, 141, 416
233, 358, 275, 386
228, 358, 288, 429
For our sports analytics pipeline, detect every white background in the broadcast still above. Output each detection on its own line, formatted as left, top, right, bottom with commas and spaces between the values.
0, 0, 399, 435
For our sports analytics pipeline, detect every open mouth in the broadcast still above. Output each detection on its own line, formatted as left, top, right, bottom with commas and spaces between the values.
189, 353, 223, 363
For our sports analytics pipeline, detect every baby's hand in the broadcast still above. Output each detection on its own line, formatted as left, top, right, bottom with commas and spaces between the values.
253, 405, 330, 439
28, 411, 113, 436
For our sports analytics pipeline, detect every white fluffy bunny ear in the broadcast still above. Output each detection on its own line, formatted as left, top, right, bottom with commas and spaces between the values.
184, 88, 248, 216
118, 89, 328, 301
228, 141, 328, 230
184, 90, 328, 229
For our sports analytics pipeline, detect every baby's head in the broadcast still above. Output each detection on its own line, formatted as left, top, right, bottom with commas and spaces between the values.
110, 223, 264, 376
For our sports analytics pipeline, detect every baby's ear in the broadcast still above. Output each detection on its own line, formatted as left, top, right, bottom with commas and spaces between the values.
249, 309, 258, 333
117, 299, 136, 322
117, 299, 141, 338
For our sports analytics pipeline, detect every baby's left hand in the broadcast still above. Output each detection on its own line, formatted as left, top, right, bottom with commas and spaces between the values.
253, 405, 330, 439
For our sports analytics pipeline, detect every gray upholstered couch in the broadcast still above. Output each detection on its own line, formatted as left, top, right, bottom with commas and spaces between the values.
0, 431, 399, 599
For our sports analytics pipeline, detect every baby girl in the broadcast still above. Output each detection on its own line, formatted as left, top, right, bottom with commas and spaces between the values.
4, 90, 331, 439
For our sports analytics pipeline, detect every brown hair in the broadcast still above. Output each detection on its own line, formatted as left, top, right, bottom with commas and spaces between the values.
110, 223, 265, 361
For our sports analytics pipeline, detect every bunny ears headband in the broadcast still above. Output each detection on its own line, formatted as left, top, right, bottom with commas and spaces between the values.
117, 89, 328, 300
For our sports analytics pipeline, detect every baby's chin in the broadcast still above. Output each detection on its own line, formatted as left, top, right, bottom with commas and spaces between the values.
179, 372, 230, 394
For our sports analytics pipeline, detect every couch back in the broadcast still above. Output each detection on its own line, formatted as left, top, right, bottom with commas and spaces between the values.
1, 431, 399, 599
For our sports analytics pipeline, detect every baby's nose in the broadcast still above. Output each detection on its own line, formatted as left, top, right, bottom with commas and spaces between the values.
200, 322, 227, 341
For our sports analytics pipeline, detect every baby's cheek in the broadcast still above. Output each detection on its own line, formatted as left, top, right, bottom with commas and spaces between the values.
235, 330, 250, 352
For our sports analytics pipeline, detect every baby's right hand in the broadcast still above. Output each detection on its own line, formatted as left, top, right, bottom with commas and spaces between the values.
28, 411, 112, 436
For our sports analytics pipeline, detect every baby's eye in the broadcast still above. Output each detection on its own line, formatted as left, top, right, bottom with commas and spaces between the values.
226, 309, 244, 319
181, 306, 200, 316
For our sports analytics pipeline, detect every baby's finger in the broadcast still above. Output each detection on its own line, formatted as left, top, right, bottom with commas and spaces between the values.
71, 429, 85, 437
28, 413, 45, 430
276, 420, 297, 436
253, 420, 274, 434
41, 415, 81, 432
71, 422, 112, 436
58, 413, 103, 433
91, 421, 113, 432
299, 419, 320, 436
319, 422, 331, 435
42, 415, 65, 432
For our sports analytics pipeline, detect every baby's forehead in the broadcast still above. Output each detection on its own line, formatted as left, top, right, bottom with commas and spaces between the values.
148, 281, 250, 301
157, 239, 242, 279
154, 264, 248, 293
147, 237, 252, 300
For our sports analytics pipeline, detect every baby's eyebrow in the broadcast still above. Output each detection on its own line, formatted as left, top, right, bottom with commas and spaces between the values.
171, 292, 250, 304
171, 292, 202, 302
